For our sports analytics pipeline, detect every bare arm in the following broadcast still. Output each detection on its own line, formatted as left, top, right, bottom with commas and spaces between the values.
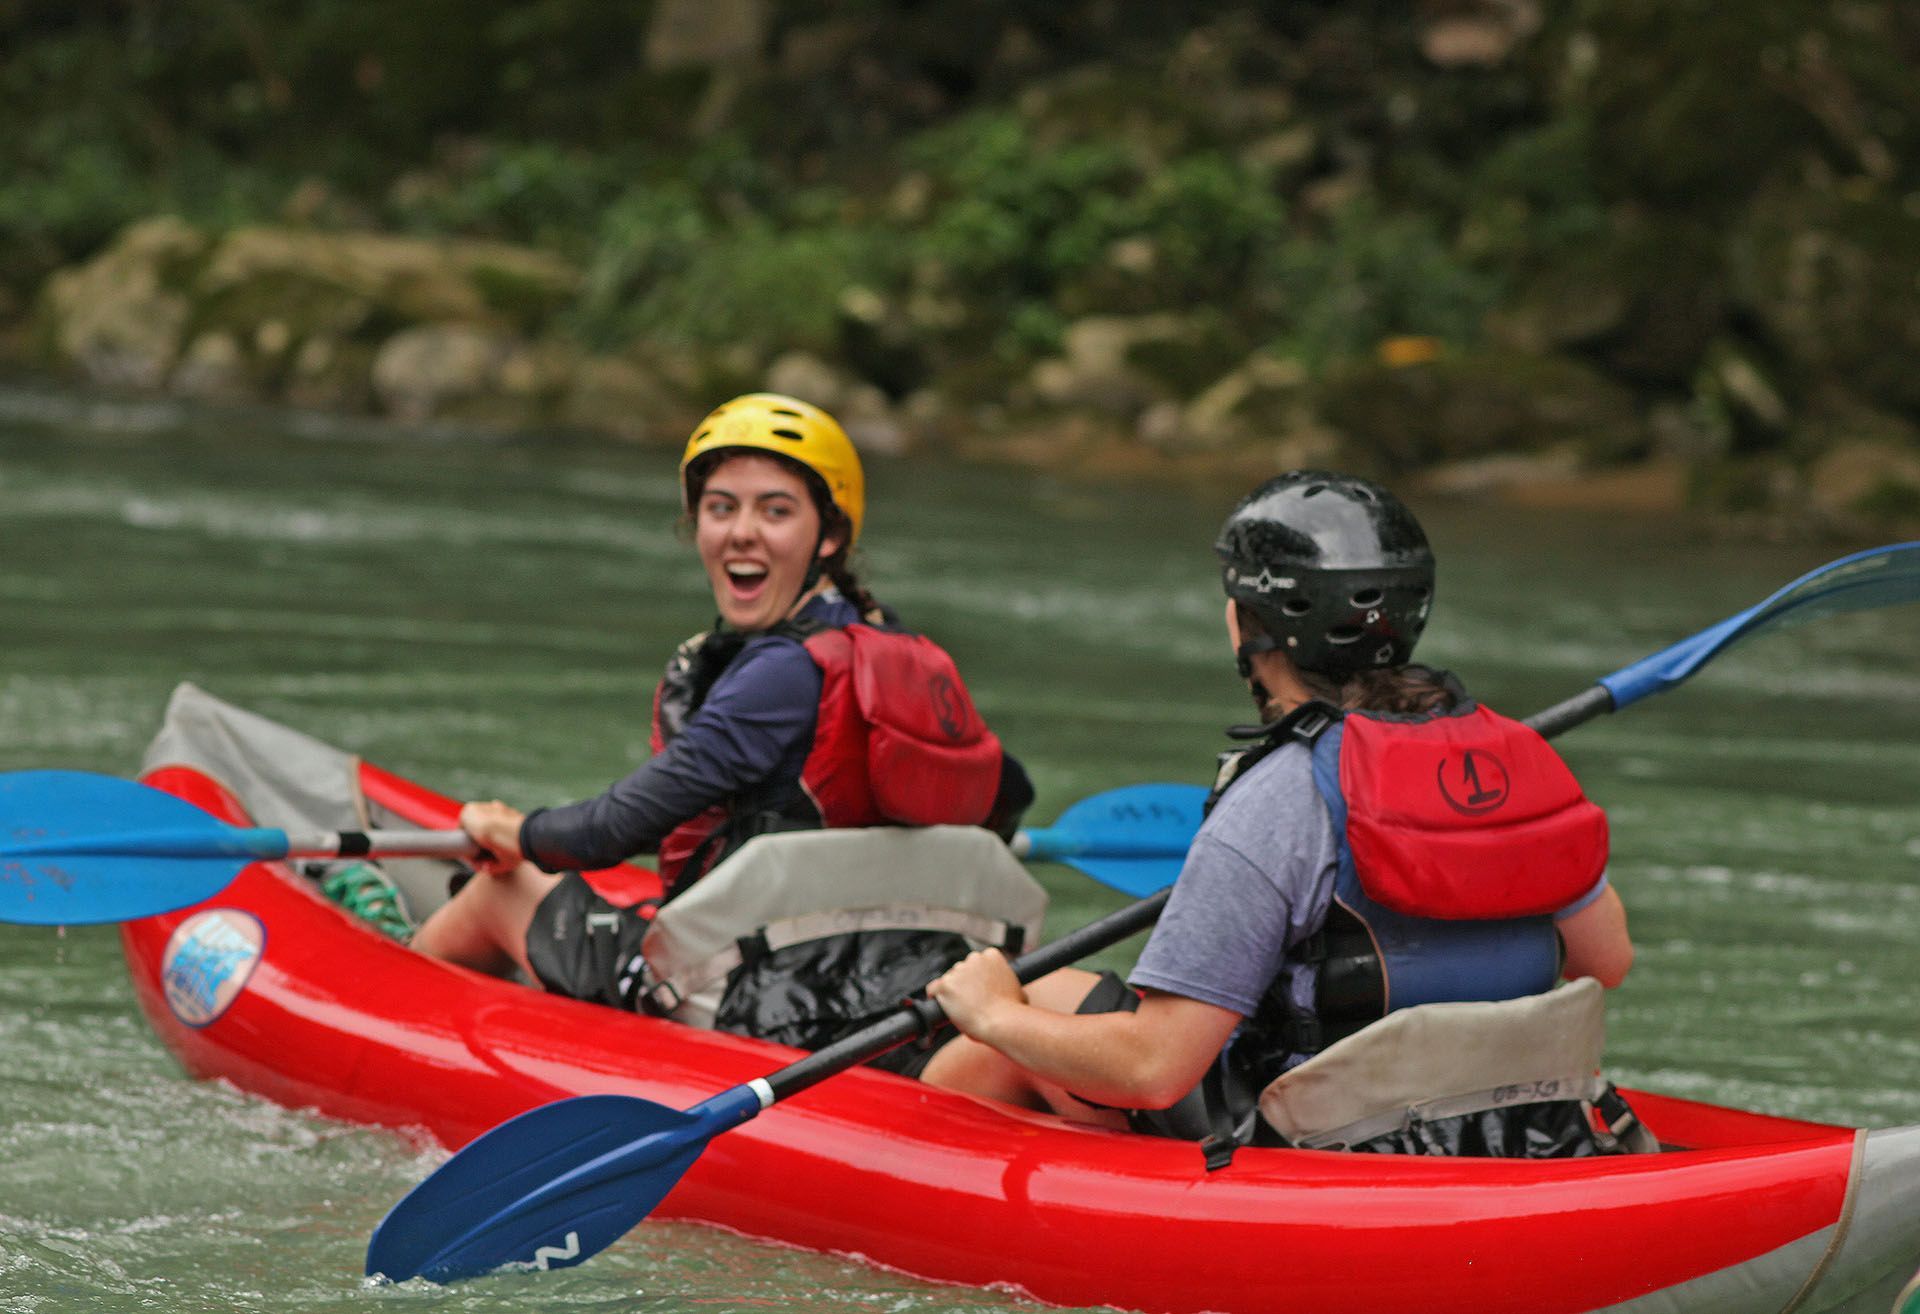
1558, 883, 1633, 987
926, 950, 1243, 1109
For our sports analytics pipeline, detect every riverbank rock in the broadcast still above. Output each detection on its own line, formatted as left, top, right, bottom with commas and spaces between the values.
39, 218, 210, 390
1807, 438, 1920, 530
558, 355, 680, 443
34, 220, 584, 427
1029, 314, 1191, 416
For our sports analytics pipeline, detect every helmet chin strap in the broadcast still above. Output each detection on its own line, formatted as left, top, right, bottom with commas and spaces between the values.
798, 524, 831, 596
1235, 635, 1282, 715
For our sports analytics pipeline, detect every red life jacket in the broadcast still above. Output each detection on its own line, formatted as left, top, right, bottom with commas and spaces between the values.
1331, 702, 1609, 920
652, 618, 1004, 888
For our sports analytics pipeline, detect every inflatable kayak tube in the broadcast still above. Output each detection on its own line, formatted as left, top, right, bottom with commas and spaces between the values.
118, 685, 1920, 1314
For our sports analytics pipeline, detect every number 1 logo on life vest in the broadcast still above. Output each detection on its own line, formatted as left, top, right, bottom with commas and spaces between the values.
1437, 749, 1509, 816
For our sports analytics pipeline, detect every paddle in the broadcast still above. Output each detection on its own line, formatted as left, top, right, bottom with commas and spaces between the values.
0, 770, 1198, 926
364, 539, 1920, 1285
1527, 541, 1920, 737
0, 770, 479, 927
1011, 781, 1205, 897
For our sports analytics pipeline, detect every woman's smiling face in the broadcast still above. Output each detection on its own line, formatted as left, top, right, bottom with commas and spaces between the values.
694, 453, 839, 631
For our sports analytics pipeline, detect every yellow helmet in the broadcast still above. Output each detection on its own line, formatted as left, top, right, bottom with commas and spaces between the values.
680, 393, 866, 546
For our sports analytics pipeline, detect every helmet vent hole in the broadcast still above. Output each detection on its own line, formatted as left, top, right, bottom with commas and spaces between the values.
771, 407, 803, 418
693, 428, 712, 442
1280, 597, 1314, 617
1350, 588, 1383, 608
1303, 483, 1328, 497
769, 427, 806, 441
1326, 625, 1363, 646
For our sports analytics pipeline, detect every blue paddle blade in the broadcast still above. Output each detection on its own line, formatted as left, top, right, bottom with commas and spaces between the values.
0, 770, 244, 925
1018, 782, 1206, 896
1603, 542, 1920, 709
367, 1090, 750, 1284
1057, 853, 1191, 899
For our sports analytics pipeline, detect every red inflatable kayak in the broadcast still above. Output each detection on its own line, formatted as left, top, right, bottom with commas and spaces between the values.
119, 690, 1920, 1314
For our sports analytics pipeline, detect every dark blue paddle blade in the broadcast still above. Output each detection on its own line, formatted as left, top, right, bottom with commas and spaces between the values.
367, 1090, 753, 1283
1602, 542, 1920, 709
1018, 782, 1205, 896
0, 770, 245, 925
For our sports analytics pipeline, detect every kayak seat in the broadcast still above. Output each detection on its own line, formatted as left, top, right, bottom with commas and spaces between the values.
634, 826, 1049, 1042
1256, 978, 1659, 1156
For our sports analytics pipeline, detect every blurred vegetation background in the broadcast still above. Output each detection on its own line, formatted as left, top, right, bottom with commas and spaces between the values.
3, 0, 1918, 531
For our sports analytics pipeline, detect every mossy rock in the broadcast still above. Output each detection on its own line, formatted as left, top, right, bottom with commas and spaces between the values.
1311, 349, 1645, 471
1123, 312, 1253, 398
1802, 404, 1920, 532
36, 216, 212, 387
453, 246, 581, 332
194, 228, 577, 340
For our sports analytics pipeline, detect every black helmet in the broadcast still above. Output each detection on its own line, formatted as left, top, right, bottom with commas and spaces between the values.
1215, 471, 1435, 679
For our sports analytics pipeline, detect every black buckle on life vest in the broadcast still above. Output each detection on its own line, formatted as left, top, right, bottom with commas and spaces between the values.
1277, 1010, 1325, 1057
639, 978, 682, 1017
1283, 699, 1342, 746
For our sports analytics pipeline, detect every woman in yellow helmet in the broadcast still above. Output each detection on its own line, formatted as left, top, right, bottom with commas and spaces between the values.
409, 395, 1030, 1048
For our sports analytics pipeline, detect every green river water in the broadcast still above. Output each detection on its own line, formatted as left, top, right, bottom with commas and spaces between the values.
1, 382, 1917, 1312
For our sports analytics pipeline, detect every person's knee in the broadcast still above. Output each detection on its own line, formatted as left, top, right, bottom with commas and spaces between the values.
920, 1036, 1041, 1107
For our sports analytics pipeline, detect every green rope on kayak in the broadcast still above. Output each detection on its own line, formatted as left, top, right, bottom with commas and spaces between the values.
319, 861, 414, 943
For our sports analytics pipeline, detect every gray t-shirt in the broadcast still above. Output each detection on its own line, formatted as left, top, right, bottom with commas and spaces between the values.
1128, 743, 1338, 1020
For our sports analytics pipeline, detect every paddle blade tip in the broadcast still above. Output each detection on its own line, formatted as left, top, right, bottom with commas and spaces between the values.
364, 1092, 710, 1284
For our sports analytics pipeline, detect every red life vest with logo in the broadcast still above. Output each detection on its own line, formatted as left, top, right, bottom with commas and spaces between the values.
651, 618, 1004, 888
1326, 701, 1609, 922
1216, 685, 1609, 1072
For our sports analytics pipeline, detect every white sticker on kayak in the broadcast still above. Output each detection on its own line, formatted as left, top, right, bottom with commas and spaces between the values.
161, 910, 266, 1028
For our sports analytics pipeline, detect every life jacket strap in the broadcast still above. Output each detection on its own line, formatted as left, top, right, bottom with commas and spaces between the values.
1204, 699, 1345, 815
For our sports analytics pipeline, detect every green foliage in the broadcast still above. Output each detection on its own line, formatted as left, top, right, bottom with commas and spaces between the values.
0, 136, 151, 280
1458, 115, 1609, 265
628, 221, 892, 353
388, 144, 639, 251
909, 112, 1138, 296
900, 111, 1293, 361
568, 182, 897, 354
1260, 201, 1503, 369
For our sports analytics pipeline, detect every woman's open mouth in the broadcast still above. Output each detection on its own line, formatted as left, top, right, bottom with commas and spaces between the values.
724, 561, 771, 601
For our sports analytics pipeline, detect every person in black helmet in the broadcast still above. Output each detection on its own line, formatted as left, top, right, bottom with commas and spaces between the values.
922, 471, 1633, 1154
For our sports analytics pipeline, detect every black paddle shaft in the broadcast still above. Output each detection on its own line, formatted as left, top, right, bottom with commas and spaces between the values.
1523, 684, 1616, 740
763, 888, 1173, 1105
763, 678, 1615, 1108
